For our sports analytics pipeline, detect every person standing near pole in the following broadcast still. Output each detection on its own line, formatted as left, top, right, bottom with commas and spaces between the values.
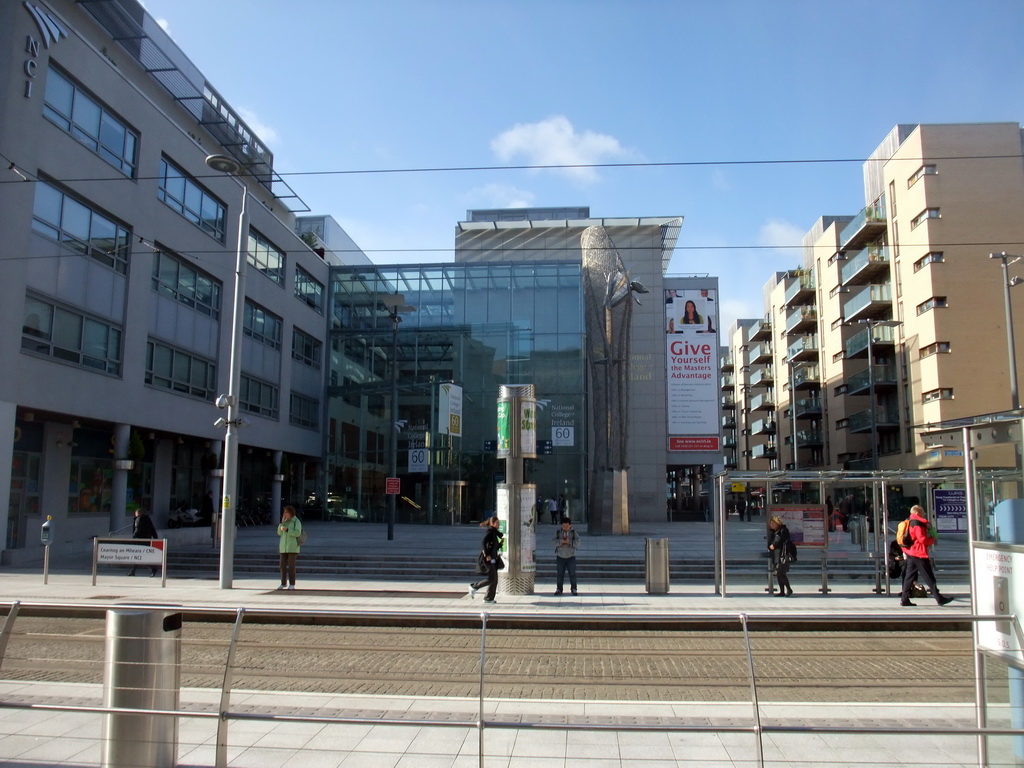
469, 515, 503, 604
899, 504, 954, 607
127, 508, 159, 577
553, 517, 580, 596
277, 505, 302, 590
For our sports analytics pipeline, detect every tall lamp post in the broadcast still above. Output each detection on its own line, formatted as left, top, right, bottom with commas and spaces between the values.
205, 153, 249, 589
381, 293, 414, 541
990, 252, 1023, 409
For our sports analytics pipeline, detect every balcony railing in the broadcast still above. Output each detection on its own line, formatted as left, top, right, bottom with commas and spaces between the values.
749, 392, 775, 412
749, 343, 772, 364
787, 335, 819, 362
844, 324, 897, 358
842, 283, 892, 322
846, 365, 898, 394
839, 245, 890, 286
786, 429, 823, 446
721, 353, 734, 371
751, 418, 776, 435
848, 407, 899, 432
785, 306, 818, 334
721, 394, 736, 409
793, 397, 822, 418
721, 374, 735, 391
838, 197, 887, 250
750, 318, 772, 341
784, 273, 815, 307
751, 443, 777, 459
791, 364, 820, 389
749, 367, 774, 388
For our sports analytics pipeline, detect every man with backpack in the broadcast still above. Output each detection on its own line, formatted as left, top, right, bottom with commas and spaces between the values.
898, 505, 954, 607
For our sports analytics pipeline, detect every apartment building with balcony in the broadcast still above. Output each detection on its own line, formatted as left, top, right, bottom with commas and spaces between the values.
723, 122, 1024, 472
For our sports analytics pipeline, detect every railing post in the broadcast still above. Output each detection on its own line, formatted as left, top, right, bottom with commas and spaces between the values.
478, 611, 488, 768
0, 602, 20, 672
739, 614, 765, 768
216, 607, 245, 768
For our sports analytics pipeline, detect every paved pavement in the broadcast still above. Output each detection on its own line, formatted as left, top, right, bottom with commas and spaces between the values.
0, 520, 995, 767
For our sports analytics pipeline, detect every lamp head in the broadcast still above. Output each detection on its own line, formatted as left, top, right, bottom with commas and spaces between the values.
205, 154, 243, 175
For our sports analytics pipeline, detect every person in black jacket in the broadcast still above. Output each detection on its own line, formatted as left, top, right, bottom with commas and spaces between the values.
768, 515, 793, 597
469, 515, 504, 603
128, 508, 159, 577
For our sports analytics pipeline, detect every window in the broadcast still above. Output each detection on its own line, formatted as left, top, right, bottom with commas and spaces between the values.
146, 339, 216, 399
913, 252, 944, 272
292, 327, 322, 369
829, 286, 849, 299
32, 181, 131, 273
243, 301, 282, 349
831, 318, 845, 331
290, 392, 320, 429
910, 208, 940, 230
151, 249, 222, 319
920, 341, 951, 358
922, 388, 953, 403
69, 458, 112, 515
908, 164, 937, 188
248, 228, 285, 286
43, 65, 138, 177
836, 418, 849, 430
916, 296, 947, 315
22, 294, 122, 374
295, 265, 324, 313
832, 351, 844, 363
834, 384, 849, 396
157, 156, 226, 241
240, 375, 279, 418
889, 180, 897, 218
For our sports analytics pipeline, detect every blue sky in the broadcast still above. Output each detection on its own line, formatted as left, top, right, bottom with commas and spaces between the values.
140, 0, 1024, 331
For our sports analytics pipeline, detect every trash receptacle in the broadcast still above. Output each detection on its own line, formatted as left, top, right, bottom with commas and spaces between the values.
645, 538, 670, 594
103, 609, 182, 768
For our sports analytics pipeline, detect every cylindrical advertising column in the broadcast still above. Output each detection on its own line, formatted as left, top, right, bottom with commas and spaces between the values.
497, 385, 537, 595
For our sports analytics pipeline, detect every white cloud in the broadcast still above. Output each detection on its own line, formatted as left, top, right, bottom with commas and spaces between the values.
491, 115, 632, 184
465, 183, 535, 210
155, 17, 170, 33
237, 107, 279, 145
757, 219, 804, 257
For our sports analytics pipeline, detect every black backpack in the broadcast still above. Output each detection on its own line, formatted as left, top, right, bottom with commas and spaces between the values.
787, 540, 798, 562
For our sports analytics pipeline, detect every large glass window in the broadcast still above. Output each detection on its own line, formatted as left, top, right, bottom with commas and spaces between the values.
243, 301, 282, 349
157, 156, 226, 241
248, 228, 285, 286
43, 65, 138, 177
31, 182, 131, 273
22, 294, 121, 375
295, 265, 324, 314
69, 459, 111, 515
241, 375, 279, 418
151, 249, 222, 319
292, 327, 322, 369
146, 339, 217, 399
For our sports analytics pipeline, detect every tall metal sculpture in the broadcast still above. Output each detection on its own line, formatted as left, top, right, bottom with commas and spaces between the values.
581, 226, 647, 535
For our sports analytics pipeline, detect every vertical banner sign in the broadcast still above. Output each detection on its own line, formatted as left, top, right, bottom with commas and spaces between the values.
520, 400, 537, 457
520, 487, 536, 572
497, 401, 511, 458
439, 383, 463, 436
495, 487, 510, 558
665, 288, 720, 450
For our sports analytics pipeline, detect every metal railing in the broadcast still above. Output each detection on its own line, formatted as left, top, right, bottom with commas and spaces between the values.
0, 601, 1022, 767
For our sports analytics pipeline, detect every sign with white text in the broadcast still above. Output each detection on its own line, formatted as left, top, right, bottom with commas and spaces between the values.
665, 288, 720, 447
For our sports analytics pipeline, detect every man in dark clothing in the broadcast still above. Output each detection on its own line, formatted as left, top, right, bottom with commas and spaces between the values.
899, 505, 953, 607
128, 508, 159, 577
199, 490, 215, 526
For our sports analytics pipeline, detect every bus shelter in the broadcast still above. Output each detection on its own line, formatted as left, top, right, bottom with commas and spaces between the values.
713, 468, 965, 597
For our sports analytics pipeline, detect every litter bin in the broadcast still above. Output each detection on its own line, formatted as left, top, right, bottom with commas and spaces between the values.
102, 609, 182, 768
645, 538, 670, 594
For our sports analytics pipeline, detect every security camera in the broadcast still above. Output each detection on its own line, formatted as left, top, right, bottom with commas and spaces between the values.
215, 394, 229, 410
214, 417, 228, 428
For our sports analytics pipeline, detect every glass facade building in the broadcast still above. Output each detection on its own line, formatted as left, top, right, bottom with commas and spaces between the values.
327, 262, 586, 525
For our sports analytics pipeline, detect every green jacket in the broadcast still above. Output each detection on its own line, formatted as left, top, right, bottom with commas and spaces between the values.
278, 517, 302, 554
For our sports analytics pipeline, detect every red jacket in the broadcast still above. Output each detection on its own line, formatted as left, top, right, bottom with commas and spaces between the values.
903, 510, 935, 558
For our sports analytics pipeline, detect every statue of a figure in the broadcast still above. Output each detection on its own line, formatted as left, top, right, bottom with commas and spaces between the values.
581, 226, 647, 535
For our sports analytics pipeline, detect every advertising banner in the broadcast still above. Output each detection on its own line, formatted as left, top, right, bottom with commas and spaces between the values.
665, 288, 720, 448
439, 383, 463, 436
767, 504, 826, 546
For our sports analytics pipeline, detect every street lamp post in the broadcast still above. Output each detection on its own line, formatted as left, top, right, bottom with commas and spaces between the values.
205, 154, 249, 589
990, 252, 1023, 409
381, 293, 414, 541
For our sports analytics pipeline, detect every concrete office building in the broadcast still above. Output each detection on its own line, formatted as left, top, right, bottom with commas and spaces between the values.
325, 208, 721, 525
723, 123, 1024, 477
0, 0, 359, 561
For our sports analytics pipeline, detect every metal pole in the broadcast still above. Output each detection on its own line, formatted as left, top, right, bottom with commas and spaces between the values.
219, 183, 247, 590
998, 256, 1020, 409
388, 312, 398, 541
790, 364, 798, 470
867, 324, 879, 471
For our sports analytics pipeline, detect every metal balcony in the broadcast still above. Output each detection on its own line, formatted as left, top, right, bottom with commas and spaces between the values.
721, 374, 735, 391
785, 429, 823, 447
791, 364, 820, 390
723, 434, 737, 449
721, 394, 736, 410
844, 324, 897, 358
720, 353, 734, 372
784, 273, 815, 308
793, 397, 822, 419
722, 414, 736, 429
749, 392, 775, 412
785, 306, 817, 335
839, 245, 890, 287
842, 283, 892, 323
848, 407, 899, 433
846, 365, 898, 396
749, 366, 774, 389
751, 443, 777, 459
749, 343, 773, 364
787, 335, 819, 362
751, 418, 776, 436
749, 318, 772, 342
838, 198, 887, 251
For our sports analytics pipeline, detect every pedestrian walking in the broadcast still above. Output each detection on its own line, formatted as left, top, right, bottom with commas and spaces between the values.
127, 508, 159, 577
737, 496, 749, 522
899, 505, 954, 607
553, 517, 580, 596
469, 515, 504, 603
768, 515, 793, 597
548, 496, 560, 524
277, 505, 302, 590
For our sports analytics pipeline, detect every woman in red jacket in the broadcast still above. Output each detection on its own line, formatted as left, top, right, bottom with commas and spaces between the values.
899, 505, 954, 607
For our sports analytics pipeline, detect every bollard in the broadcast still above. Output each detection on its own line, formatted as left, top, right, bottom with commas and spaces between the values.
102, 609, 182, 768
645, 538, 670, 593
